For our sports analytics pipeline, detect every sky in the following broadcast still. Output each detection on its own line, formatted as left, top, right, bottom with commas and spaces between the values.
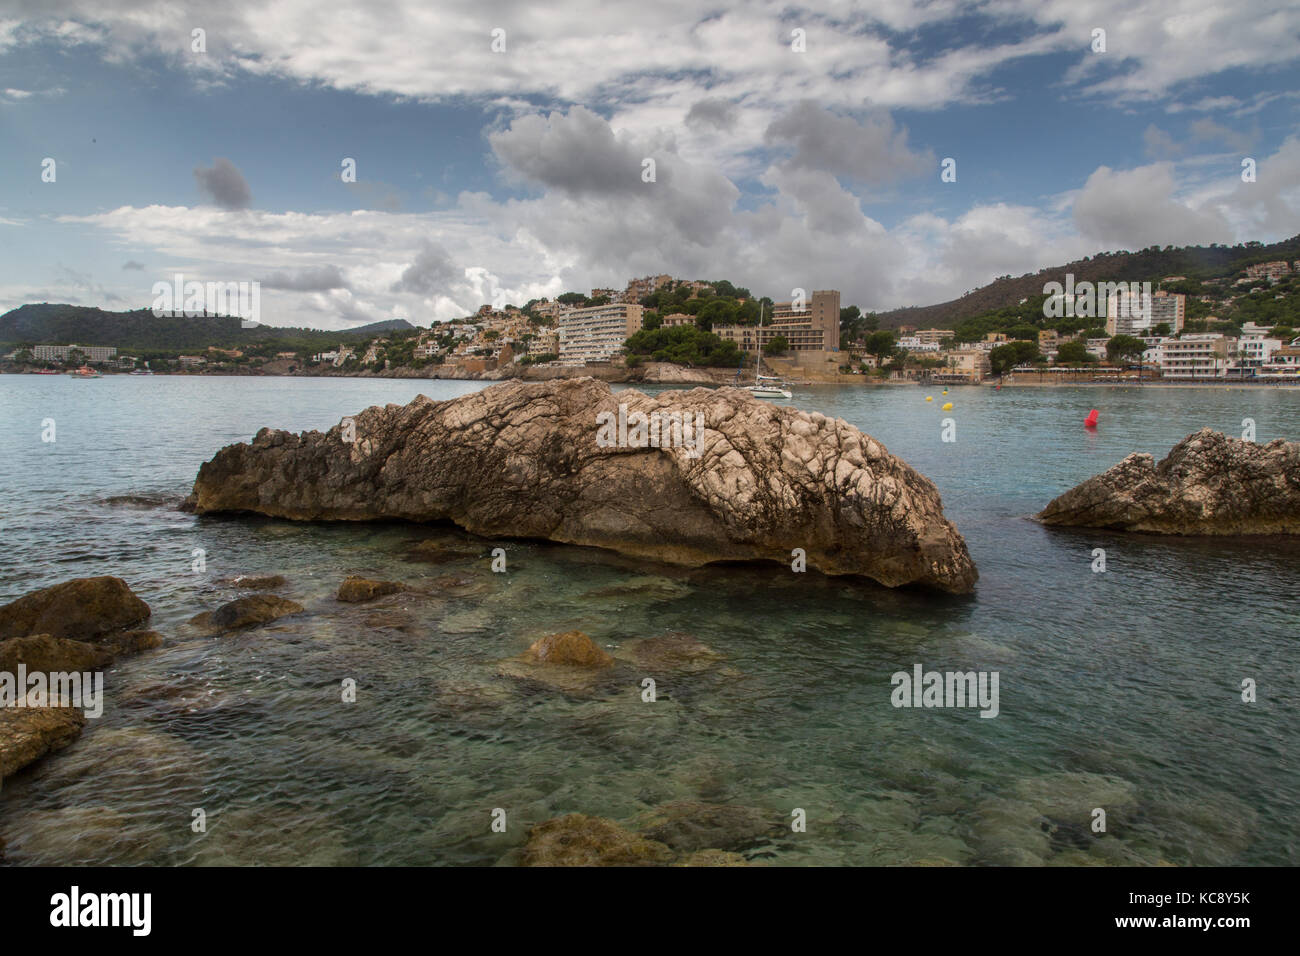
1, 0, 1298, 330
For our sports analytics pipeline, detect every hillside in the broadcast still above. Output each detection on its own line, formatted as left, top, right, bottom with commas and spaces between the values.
874, 235, 1300, 330
0, 304, 414, 351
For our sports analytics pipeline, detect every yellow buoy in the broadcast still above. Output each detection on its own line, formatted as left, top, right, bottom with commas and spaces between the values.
942, 402, 953, 411
925, 396, 933, 401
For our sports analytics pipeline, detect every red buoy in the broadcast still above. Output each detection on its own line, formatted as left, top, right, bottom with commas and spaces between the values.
1084, 409, 1099, 428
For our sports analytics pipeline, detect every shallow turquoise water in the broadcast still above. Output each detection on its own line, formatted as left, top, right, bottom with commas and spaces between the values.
0, 375, 1296, 865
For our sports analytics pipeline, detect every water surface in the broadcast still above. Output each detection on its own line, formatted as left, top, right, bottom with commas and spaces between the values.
0, 376, 1296, 865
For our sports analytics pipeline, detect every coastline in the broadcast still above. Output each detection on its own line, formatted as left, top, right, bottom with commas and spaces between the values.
5, 362, 1299, 390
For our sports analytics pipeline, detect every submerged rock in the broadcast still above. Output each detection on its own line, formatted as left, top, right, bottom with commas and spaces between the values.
1013, 771, 1137, 822
621, 632, 724, 676
187, 378, 977, 592
635, 800, 779, 852
103, 630, 164, 655
520, 814, 675, 866
1038, 428, 1300, 534
207, 594, 304, 632
337, 576, 404, 603
0, 576, 151, 642
497, 631, 617, 694
0, 707, 87, 781
525, 630, 614, 669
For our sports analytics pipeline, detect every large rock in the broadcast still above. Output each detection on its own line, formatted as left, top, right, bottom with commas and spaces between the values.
208, 594, 304, 631
186, 379, 976, 592
0, 634, 115, 674
1039, 429, 1300, 534
525, 630, 613, 669
337, 576, 404, 603
0, 707, 87, 781
0, 576, 150, 642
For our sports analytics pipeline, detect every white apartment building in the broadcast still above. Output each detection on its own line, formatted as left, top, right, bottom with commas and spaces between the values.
898, 336, 940, 352
558, 303, 645, 365
1257, 346, 1300, 381
1158, 334, 1234, 379
1234, 333, 1283, 371
33, 343, 118, 364
1106, 290, 1185, 335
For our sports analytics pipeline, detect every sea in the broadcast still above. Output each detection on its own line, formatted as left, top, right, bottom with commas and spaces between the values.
0, 374, 1296, 865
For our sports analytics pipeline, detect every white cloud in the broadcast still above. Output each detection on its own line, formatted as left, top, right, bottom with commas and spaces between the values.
1072, 162, 1235, 248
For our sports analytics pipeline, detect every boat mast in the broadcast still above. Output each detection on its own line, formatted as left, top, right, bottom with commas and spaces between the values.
756, 301, 763, 380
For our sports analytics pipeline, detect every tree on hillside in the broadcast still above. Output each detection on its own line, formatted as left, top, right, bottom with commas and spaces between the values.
989, 340, 1041, 378
1106, 334, 1147, 365
865, 330, 896, 361
764, 334, 789, 356
1055, 340, 1096, 365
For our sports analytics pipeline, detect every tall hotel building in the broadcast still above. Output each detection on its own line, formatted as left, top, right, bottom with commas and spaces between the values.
713, 290, 841, 356
558, 303, 645, 365
1106, 289, 1185, 336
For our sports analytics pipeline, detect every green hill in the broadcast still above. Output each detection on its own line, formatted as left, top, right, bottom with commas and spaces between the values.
0, 304, 415, 351
874, 236, 1300, 330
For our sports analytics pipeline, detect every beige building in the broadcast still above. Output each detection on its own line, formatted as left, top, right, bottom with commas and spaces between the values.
714, 289, 841, 356
1158, 334, 1232, 379
916, 328, 955, 345
526, 331, 560, 356
1245, 261, 1291, 280
660, 313, 694, 328
938, 350, 991, 383
558, 303, 645, 365
624, 274, 674, 302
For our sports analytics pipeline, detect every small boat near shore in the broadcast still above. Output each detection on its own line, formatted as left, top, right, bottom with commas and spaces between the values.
67, 365, 103, 378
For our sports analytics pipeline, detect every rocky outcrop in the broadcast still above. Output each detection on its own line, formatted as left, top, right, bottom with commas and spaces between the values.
0, 576, 150, 642
336, 576, 404, 603
0, 707, 87, 781
186, 378, 976, 592
0, 579, 162, 785
1038, 429, 1300, 534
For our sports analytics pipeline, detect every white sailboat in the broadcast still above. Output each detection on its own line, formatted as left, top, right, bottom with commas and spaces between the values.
745, 302, 793, 399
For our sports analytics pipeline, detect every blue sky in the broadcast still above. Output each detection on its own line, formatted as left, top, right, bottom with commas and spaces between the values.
1, 1, 1298, 329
